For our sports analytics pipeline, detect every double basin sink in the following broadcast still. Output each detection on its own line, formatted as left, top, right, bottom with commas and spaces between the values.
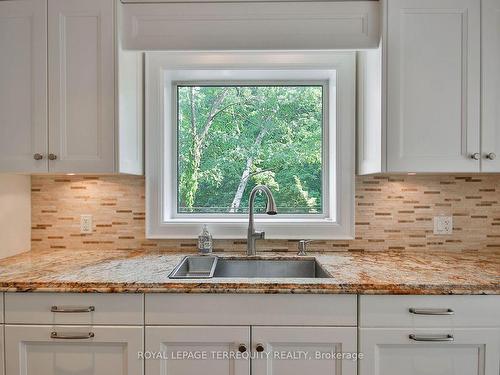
169, 255, 331, 279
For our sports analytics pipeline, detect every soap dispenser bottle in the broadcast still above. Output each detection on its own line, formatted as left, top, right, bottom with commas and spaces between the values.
198, 224, 213, 254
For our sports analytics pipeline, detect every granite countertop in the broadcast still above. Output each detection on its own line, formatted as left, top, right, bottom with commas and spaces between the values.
0, 249, 498, 295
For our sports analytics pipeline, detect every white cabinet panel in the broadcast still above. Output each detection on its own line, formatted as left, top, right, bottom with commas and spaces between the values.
360, 328, 500, 375
121, 1, 380, 51
481, 0, 500, 172
0, 325, 4, 375
0, 292, 3, 324
252, 326, 357, 375
0, 0, 47, 173
386, 0, 481, 172
118, 50, 144, 175
145, 326, 250, 375
146, 294, 357, 326
5, 325, 144, 375
48, 0, 115, 173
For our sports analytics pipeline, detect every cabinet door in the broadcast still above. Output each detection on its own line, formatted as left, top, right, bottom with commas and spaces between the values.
482, 0, 500, 172
5, 325, 143, 375
0, 0, 48, 173
359, 328, 500, 375
386, 0, 481, 172
48, 0, 115, 173
252, 326, 357, 375
145, 326, 250, 375
0, 325, 4, 375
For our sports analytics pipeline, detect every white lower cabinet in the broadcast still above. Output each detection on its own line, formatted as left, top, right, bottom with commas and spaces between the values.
359, 296, 500, 375
0, 325, 4, 375
252, 326, 357, 375
144, 326, 357, 375
145, 326, 250, 375
360, 328, 500, 375
5, 325, 143, 375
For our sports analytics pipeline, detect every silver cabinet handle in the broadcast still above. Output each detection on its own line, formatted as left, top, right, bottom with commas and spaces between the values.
470, 153, 480, 160
486, 152, 496, 160
51, 332, 94, 340
409, 334, 454, 342
33, 153, 43, 160
48, 153, 57, 160
51, 305, 95, 313
409, 308, 454, 315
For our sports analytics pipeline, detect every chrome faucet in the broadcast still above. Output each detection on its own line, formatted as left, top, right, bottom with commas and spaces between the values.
247, 185, 277, 256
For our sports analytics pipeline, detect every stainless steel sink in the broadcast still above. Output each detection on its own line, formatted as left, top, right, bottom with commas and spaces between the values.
169, 256, 331, 279
214, 258, 331, 278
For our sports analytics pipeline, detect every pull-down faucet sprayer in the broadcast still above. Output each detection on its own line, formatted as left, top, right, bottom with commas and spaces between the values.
246, 185, 277, 256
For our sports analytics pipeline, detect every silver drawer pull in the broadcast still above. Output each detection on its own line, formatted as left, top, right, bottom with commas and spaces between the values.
51, 332, 95, 340
409, 308, 454, 315
409, 334, 454, 342
51, 305, 95, 313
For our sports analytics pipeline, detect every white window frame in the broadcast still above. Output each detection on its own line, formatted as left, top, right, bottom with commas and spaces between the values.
173, 79, 330, 220
146, 51, 355, 239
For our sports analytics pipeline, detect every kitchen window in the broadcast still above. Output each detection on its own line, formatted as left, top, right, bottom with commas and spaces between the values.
146, 51, 355, 239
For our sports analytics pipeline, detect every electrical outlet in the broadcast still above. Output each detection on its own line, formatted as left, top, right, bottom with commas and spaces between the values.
434, 216, 453, 235
80, 214, 93, 234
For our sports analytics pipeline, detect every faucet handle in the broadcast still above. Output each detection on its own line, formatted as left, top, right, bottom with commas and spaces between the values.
297, 240, 312, 256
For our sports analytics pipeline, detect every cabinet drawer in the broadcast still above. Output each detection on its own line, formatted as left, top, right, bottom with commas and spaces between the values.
5, 325, 144, 375
360, 295, 500, 328
359, 327, 500, 375
5, 293, 143, 325
146, 294, 356, 326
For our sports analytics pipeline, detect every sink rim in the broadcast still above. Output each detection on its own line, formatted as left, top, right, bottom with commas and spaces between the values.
169, 255, 333, 279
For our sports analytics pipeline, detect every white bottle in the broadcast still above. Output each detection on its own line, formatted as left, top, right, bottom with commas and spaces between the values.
198, 224, 213, 254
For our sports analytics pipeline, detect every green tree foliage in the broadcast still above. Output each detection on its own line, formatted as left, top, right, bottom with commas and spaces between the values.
177, 85, 323, 214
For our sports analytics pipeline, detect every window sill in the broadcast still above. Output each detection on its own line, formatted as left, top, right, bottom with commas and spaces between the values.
146, 218, 354, 240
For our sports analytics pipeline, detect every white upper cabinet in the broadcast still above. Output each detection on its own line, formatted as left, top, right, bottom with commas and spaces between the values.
0, 0, 143, 174
481, 0, 500, 172
359, 0, 500, 174
386, 0, 481, 172
0, 0, 48, 173
356, 0, 500, 174
48, 0, 115, 173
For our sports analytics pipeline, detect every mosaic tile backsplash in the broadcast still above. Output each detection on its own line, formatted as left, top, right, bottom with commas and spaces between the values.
31, 175, 500, 252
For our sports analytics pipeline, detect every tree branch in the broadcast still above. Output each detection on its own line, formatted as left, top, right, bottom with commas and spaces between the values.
189, 87, 196, 137
199, 88, 229, 141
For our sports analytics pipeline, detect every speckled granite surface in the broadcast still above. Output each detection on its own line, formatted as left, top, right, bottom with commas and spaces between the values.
0, 249, 498, 294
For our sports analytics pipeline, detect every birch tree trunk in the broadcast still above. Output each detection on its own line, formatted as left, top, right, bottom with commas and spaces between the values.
183, 87, 229, 210
229, 126, 268, 212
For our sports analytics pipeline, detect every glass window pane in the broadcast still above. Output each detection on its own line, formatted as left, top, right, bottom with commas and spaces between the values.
176, 85, 324, 215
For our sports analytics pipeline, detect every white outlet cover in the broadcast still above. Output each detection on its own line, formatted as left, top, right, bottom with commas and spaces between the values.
434, 216, 453, 235
80, 214, 93, 234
